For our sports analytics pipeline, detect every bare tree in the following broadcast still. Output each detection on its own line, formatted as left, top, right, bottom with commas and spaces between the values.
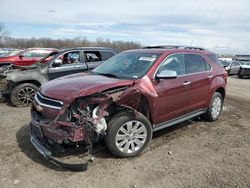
0, 24, 8, 41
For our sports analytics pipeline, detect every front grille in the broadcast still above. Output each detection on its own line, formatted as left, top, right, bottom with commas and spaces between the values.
35, 92, 63, 110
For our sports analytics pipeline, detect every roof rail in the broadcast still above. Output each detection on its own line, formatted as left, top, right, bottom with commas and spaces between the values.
143, 45, 205, 51
143, 45, 179, 49
183, 46, 205, 50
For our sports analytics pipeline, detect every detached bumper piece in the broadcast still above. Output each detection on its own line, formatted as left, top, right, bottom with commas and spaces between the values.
29, 123, 89, 171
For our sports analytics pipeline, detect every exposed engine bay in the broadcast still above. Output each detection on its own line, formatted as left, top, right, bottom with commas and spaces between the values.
30, 85, 145, 171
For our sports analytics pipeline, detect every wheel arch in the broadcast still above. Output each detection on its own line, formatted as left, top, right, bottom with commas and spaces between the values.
215, 87, 225, 99
12, 80, 41, 89
108, 94, 153, 125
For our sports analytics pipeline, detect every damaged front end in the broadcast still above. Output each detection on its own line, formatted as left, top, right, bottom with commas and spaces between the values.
30, 85, 142, 171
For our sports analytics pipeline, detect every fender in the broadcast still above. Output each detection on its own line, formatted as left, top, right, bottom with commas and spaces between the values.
208, 75, 226, 104
6, 68, 48, 85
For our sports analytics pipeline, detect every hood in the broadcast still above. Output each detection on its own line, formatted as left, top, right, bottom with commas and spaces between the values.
40, 73, 134, 102
242, 65, 250, 69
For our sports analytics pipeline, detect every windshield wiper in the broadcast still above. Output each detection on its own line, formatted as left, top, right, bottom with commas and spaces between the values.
93, 72, 120, 78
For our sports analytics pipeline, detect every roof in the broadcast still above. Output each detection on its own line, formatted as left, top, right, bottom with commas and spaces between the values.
143, 45, 206, 51
59, 47, 118, 53
24, 48, 57, 51
124, 45, 214, 55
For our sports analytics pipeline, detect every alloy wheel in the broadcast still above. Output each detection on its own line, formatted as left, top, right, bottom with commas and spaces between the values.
115, 120, 147, 154
17, 86, 36, 105
211, 96, 222, 119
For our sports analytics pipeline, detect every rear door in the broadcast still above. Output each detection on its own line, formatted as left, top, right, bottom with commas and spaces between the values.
184, 54, 213, 112
48, 50, 88, 80
83, 50, 103, 70
83, 50, 116, 70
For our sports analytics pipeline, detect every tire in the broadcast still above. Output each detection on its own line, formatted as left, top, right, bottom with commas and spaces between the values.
11, 83, 38, 107
238, 69, 243, 79
105, 111, 152, 157
202, 92, 223, 122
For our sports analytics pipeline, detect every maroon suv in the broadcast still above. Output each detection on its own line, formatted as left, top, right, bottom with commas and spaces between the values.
0, 48, 56, 67
30, 46, 227, 170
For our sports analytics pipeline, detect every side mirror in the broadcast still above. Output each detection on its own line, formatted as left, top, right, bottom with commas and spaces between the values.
156, 70, 177, 79
19, 54, 24, 59
52, 59, 63, 67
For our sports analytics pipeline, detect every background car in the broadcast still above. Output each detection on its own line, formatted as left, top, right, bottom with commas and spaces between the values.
238, 61, 250, 78
0, 48, 56, 67
223, 61, 241, 75
0, 48, 20, 57
1, 47, 117, 107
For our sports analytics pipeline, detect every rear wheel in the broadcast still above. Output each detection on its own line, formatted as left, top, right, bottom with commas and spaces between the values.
202, 92, 223, 122
11, 83, 38, 107
105, 111, 152, 157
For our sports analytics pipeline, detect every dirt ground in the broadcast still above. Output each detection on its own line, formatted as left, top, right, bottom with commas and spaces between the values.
0, 76, 250, 188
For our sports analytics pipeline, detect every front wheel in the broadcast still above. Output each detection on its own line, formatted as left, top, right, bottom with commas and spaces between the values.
202, 92, 223, 122
105, 111, 152, 157
238, 69, 244, 78
11, 83, 38, 107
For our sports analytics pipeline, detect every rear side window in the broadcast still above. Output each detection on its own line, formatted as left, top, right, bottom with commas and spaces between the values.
231, 61, 240, 66
207, 54, 223, 67
84, 51, 102, 62
185, 54, 211, 74
100, 51, 116, 61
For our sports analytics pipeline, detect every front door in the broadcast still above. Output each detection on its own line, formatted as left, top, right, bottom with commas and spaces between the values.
153, 53, 190, 124
48, 51, 88, 80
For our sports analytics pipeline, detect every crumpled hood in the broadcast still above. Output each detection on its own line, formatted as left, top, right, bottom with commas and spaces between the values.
242, 65, 250, 69
40, 73, 134, 102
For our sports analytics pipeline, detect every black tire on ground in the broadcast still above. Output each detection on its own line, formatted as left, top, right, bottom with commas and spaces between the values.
105, 111, 152, 158
202, 92, 223, 122
10, 83, 38, 107
238, 69, 243, 79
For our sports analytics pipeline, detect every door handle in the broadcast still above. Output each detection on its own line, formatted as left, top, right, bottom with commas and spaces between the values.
208, 74, 214, 78
183, 81, 191, 86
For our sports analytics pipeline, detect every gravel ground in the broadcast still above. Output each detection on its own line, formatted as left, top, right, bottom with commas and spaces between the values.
0, 77, 249, 188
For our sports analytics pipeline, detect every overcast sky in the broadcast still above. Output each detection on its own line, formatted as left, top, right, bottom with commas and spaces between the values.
1, 0, 250, 54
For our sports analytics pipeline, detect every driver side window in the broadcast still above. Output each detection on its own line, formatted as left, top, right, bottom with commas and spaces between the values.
158, 54, 185, 76
58, 51, 80, 65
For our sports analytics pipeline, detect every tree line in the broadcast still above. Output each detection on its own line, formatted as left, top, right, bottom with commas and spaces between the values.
0, 24, 141, 51
0, 37, 141, 51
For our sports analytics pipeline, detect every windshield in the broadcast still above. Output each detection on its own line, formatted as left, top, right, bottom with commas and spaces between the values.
242, 61, 250, 65
0, 50, 22, 57
93, 52, 160, 79
220, 61, 230, 66
35, 51, 59, 65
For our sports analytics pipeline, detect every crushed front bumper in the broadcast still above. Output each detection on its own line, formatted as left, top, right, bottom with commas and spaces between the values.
29, 122, 89, 171
0, 78, 9, 100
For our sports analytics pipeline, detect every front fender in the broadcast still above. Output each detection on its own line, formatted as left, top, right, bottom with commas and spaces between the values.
6, 70, 47, 85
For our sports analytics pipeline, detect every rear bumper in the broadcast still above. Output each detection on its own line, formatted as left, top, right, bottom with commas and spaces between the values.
29, 122, 89, 171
